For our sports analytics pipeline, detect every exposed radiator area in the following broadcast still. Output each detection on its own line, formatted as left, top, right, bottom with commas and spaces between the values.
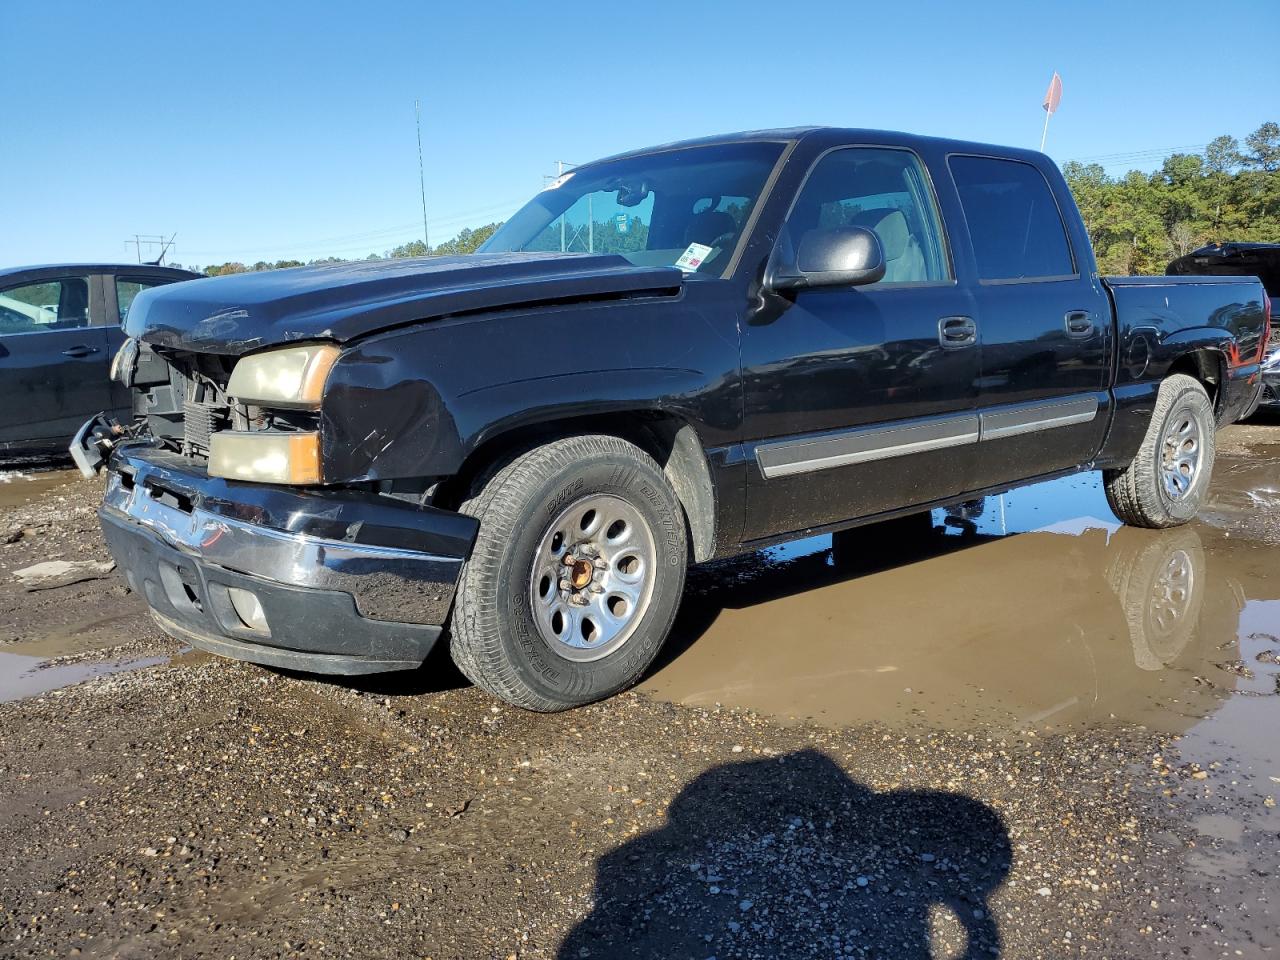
183, 397, 217, 455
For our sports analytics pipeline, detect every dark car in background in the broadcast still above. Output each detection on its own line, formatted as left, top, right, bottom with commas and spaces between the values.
0, 263, 199, 456
1169, 243, 1279, 416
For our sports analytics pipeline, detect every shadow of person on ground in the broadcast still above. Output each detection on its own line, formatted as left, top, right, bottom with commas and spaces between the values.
559, 749, 1010, 959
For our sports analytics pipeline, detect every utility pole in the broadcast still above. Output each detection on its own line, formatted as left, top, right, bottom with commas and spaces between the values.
415, 100, 430, 254
154, 232, 177, 265
124, 234, 174, 264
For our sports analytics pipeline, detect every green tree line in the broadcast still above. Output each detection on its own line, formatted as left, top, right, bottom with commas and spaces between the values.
185, 222, 504, 277
1063, 121, 1279, 275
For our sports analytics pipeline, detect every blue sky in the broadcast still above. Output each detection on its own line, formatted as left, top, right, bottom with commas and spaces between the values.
4, 0, 1276, 268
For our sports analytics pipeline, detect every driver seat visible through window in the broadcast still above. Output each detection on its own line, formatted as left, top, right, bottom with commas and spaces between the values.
851, 208, 925, 283
787, 146, 950, 285
683, 209, 737, 248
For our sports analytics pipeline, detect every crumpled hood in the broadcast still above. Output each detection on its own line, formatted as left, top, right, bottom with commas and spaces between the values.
126, 252, 684, 356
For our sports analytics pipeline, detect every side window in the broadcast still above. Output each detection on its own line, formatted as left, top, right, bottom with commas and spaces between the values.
116, 278, 166, 322
787, 148, 950, 284
948, 156, 1075, 281
0, 277, 90, 334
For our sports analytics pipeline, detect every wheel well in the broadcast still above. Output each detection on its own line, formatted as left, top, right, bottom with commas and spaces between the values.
1167, 349, 1224, 414
437, 413, 718, 563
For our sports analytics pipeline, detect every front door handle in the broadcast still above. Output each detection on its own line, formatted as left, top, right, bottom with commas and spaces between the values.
61, 345, 99, 359
1064, 310, 1095, 338
938, 316, 977, 349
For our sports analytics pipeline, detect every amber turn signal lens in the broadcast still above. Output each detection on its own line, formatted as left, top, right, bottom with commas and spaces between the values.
207, 431, 321, 485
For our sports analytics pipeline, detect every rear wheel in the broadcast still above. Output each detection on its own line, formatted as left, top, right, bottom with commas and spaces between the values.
450, 435, 688, 711
1103, 374, 1215, 528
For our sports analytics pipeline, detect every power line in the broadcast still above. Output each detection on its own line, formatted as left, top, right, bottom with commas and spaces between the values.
1071, 143, 1210, 164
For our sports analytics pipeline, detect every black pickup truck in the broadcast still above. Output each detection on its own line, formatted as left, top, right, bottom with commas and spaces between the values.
75, 128, 1270, 711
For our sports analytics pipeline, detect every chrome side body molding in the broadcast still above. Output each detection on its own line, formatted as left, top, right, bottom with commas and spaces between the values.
755, 394, 1100, 480
979, 395, 1099, 441
757, 414, 980, 479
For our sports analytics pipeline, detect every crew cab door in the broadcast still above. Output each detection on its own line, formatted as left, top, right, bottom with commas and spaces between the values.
947, 155, 1112, 489
0, 273, 113, 451
740, 146, 980, 542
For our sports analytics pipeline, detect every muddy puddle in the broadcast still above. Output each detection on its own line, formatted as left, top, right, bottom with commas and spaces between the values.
0, 467, 79, 508
0, 622, 174, 703
0, 649, 167, 702
644, 453, 1280, 772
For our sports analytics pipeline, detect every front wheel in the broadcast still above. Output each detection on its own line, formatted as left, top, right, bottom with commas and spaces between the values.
1103, 374, 1216, 528
450, 435, 688, 711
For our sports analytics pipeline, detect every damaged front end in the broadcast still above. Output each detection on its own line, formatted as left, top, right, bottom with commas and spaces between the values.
74, 335, 479, 676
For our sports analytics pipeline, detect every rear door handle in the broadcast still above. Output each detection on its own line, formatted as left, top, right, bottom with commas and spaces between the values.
938, 316, 977, 349
1064, 310, 1095, 338
61, 345, 99, 358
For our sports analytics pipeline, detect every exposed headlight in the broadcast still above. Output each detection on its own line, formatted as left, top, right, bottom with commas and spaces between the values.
226, 343, 340, 408
110, 337, 140, 386
208, 431, 321, 484
1263, 346, 1280, 371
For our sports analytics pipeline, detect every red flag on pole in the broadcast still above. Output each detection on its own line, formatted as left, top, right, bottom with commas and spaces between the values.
1042, 72, 1063, 115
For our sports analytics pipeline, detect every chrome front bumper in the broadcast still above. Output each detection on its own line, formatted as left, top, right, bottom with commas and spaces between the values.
98, 443, 478, 674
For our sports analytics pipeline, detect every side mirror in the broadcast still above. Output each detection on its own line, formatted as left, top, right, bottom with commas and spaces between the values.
766, 226, 886, 291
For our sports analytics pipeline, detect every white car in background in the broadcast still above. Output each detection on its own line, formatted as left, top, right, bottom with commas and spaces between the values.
0, 294, 56, 329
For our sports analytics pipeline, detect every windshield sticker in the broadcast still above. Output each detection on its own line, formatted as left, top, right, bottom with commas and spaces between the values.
541, 171, 574, 192
674, 243, 714, 273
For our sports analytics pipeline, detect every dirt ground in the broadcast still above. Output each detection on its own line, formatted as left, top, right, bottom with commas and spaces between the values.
1, 421, 1278, 959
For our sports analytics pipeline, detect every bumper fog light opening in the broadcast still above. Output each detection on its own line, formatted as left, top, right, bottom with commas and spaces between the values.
227, 587, 270, 634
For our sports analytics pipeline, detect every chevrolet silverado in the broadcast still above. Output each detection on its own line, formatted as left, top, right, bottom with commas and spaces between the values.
74, 128, 1271, 710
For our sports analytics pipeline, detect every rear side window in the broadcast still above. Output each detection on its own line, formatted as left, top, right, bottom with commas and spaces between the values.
949, 156, 1075, 281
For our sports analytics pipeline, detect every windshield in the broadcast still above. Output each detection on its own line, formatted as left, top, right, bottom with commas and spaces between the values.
481, 141, 786, 277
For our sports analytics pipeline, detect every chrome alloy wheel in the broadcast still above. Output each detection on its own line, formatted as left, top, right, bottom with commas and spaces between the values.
1160, 410, 1202, 501
528, 494, 657, 662
1149, 548, 1194, 635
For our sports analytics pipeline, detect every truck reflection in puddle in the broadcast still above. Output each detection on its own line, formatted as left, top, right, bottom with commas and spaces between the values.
644, 472, 1274, 736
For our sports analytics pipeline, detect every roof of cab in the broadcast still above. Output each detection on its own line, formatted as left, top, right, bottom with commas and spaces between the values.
581, 126, 1054, 171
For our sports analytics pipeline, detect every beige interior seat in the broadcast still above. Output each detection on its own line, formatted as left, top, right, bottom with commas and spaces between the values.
852, 208, 926, 283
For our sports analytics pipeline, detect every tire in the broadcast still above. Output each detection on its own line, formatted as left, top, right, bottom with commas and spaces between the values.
1103, 373, 1215, 528
450, 434, 688, 711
